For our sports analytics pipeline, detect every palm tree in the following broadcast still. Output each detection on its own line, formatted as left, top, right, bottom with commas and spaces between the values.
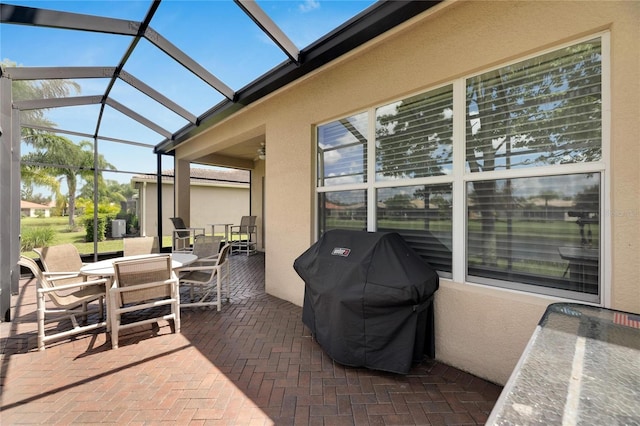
5, 59, 82, 213
3, 59, 81, 131
21, 135, 115, 227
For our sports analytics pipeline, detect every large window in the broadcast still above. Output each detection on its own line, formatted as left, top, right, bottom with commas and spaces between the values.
316, 35, 606, 302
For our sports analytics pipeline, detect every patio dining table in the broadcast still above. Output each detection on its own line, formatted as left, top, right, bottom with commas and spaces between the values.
80, 253, 197, 277
209, 223, 233, 242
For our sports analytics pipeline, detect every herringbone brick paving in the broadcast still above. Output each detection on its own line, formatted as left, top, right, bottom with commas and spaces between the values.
1, 253, 502, 425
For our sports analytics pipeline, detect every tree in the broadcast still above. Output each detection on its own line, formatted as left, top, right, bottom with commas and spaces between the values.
376, 89, 453, 179
79, 179, 135, 206
464, 40, 601, 267
20, 186, 51, 206
3, 59, 81, 131
4, 59, 82, 211
21, 134, 115, 227
376, 87, 454, 230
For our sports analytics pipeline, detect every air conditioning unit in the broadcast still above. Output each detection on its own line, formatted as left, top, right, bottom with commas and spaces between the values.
112, 219, 126, 238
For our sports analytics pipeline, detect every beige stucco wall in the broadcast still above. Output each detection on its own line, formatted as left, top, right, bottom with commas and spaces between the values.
252, 159, 265, 251
137, 180, 249, 239
175, 1, 639, 385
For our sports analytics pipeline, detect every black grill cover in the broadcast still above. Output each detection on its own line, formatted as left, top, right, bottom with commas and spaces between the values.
294, 229, 439, 374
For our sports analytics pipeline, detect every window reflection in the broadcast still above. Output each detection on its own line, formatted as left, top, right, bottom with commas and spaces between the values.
317, 113, 368, 187
466, 38, 602, 172
377, 184, 452, 273
318, 190, 367, 234
467, 173, 600, 294
376, 85, 453, 180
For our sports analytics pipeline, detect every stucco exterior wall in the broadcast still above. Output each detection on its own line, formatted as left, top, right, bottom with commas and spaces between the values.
252, 159, 266, 251
137, 181, 249, 239
175, 1, 639, 385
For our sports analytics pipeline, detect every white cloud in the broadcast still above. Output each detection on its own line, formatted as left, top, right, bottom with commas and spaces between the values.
322, 149, 342, 165
325, 174, 360, 186
299, 0, 320, 13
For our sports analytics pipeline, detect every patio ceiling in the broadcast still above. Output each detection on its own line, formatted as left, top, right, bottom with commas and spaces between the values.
1, 0, 442, 162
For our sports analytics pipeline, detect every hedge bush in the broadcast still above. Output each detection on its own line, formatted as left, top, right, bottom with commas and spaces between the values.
84, 215, 108, 242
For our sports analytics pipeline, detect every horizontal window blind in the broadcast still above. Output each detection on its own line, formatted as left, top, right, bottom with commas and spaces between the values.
317, 113, 368, 187
466, 38, 602, 171
467, 173, 600, 294
318, 190, 367, 234
376, 84, 453, 180
377, 184, 452, 272
316, 35, 605, 301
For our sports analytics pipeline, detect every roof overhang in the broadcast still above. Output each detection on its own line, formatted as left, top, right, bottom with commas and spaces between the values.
154, 0, 442, 154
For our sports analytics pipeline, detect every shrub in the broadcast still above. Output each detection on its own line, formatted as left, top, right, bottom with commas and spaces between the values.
83, 203, 119, 240
84, 215, 108, 242
21, 226, 56, 252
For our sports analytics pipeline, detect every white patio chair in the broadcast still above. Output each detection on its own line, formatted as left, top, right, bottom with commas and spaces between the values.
33, 243, 87, 286
110, 255, 180, 349
18, 256, 107, 351
178, 243, 231, 311
192, 235, 223, 261
170, 217, 205, 253
229, 216, 257, 256
123, 236, 159, 256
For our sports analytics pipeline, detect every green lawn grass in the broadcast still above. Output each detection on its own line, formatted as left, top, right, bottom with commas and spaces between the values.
20, 216, 173, 257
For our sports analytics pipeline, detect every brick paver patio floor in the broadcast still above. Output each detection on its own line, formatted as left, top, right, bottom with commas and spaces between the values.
1, 253, 502, 425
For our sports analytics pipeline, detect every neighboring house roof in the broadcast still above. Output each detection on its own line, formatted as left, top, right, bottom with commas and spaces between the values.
20, 200, 50, 209
131, 168, 250, 187
528, 198, 575, 208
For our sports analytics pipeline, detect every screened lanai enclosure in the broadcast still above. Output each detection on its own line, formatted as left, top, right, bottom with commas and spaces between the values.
0, 1, 443, 321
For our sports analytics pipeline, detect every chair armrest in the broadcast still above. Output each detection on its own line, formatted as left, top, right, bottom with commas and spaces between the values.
43, 271, 87, 283
43, 270, 83, 278
37, 277, 108, 294
230, 225, 256, 232
194, 256, 219, 263
177, 264, 220, 273
184, 227, 205, 235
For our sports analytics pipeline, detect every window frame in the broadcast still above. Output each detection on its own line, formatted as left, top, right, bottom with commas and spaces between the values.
315, 32, 610, 305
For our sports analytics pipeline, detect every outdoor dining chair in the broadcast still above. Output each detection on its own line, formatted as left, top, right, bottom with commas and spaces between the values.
229, 215, 257, 256
178, 243, 231, 311
123, 236, 159, 256
170, 217, 205, 253
110, 255, 180, 349
192, 235, 223, 261
34, 243, 87, 286
18, 256, 108, 351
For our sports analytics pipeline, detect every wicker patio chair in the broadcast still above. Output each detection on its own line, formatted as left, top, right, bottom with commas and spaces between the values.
123, 236, 159, 256
178, 243, 231, 311
110, 255, 180, 349
18, 256, 107, 351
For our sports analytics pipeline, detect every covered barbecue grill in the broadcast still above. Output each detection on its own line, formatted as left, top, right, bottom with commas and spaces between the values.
294, 229, 439, 374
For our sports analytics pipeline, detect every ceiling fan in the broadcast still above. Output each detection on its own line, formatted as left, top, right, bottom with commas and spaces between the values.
256, 142, 266, 160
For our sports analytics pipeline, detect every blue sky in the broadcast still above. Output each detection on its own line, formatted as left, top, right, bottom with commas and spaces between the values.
1, 0, 376, 184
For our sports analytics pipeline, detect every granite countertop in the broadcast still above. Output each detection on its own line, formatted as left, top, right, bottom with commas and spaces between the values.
487, 303, 640, 425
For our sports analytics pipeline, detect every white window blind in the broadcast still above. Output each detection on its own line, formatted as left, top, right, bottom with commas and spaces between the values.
466, 38, 602, 172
